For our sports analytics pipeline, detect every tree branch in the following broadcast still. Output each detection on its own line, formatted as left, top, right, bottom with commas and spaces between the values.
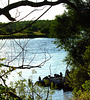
4, 64, 41, 69
8, 91, 23, 100
3, 51, 51, 69
0, 0, 79, 21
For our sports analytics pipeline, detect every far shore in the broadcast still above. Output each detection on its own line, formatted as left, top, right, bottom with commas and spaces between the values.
0, 34, 48, 39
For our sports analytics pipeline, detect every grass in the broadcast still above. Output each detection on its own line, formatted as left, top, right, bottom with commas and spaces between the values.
34, 31, 45, 35
0, 31, 47, 39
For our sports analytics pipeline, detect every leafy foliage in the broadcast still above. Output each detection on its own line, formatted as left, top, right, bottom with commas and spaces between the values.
0, 20, 51, 37
10, 71, 54, 100
0, 58, 54, 100
0, 58, 17, 100
49, 0, 90, 99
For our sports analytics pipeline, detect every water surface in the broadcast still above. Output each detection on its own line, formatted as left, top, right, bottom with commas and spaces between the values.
0, 38, 72, 100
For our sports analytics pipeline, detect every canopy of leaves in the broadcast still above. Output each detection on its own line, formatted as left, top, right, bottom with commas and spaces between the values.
49, 0, 90, 95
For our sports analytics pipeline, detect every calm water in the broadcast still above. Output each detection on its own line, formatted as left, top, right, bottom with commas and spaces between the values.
0, 38, 72, 100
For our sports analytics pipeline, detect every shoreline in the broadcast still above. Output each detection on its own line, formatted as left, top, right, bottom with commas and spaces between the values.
0, 35, 48, 39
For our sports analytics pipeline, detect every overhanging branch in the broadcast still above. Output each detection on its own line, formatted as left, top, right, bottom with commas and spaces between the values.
3, 53, 51, 69
3, 51, 52, 69
0, 0, 79, 21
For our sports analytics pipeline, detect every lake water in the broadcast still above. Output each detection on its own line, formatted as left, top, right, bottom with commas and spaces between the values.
0, 38, 72, 100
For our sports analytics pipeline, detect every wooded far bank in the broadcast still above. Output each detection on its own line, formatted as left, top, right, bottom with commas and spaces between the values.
0, 20, 52, 39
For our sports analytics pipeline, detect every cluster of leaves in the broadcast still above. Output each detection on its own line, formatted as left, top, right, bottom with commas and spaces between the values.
49, 0, 90, 99
78, 46, 90, 96
0, 58, 17, 99
0, 58, 54, 100
68, 46, 90, 92
10, 71, 54, 100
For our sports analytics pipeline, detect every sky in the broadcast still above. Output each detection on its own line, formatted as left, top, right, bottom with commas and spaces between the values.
0, 0, 66, 23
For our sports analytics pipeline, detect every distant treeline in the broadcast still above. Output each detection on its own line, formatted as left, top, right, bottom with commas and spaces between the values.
0, 20, 52, 37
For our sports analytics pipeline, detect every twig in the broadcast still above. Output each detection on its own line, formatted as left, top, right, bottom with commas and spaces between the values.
45, 87, 49, 100
0, 40, 7, 50
10, 6, 52, 35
